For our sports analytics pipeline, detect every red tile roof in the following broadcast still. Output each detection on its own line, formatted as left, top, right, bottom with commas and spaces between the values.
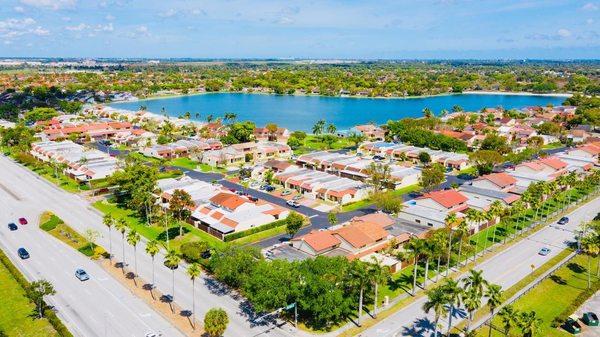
293, 230, 341, 253
540, 157, 568, 170
476, 172, 517, 188
418, 190, 468, 208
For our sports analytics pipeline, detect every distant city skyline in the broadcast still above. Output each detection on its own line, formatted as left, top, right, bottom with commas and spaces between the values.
0, 0, 599, 59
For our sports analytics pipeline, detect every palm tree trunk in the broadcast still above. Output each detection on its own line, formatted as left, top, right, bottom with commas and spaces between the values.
373, 282, 379, 318
434, 316, 439, 337
423, 258, 430, 288
151, 257, 155, 289
172, 270, 176, 300
488, 309, 494, 337
108, 228, 112, 263
358, 287, 364, 326
483, 223, 490, 252
134, 247, 137, 277
458, 238, 464, 266
588, 255, 591, 289
446, 230, 453, 276
412, 259, 418, 296
435, 255, 441, 282
121, 234, 125, 272
192, 279, 196, 329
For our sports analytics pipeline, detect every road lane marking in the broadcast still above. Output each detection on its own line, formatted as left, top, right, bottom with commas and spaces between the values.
308, 215, 318, 219
0, 182, 21, 200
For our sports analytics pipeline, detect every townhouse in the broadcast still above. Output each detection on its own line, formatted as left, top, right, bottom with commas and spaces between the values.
507, 156, 569, 189
254, 126, 291, 143
397, 189, 469, 229
200, 141, 292, 167
141, 138, 222, 159
350, 124, 386, 140
158, 176, 289, 240
359, 141, 470, 170
40, 120, 133, 141
30, 140, 119, 181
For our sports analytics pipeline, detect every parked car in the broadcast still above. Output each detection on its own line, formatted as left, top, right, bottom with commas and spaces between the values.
281, 189, 292, 196
563, 317, 582, 334
539, 247, 551, 256
264, 185, 275, 192
18, 217, 28, 225
286, 200, 300, 208
558, 217, 569, 225
17, 248, 29, 259
582, 312, 599, 326
75, 269, 90, 281
8, 223, 18, 231
292, 195, 303, 201
248, 196, 258, 202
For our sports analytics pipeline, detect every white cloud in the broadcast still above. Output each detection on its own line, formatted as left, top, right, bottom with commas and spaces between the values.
191, 9, 206, 16
159, 8, 177, 18
65, 23, 89, 31
136, 25, 148, 33
105, 14, 115, 21
94, 23, 113, 32
581, 2, 598, 11
557, 28, 571, 38
14, 6, 25, 13
32, 26, 49, 36
20, 0, 76, 10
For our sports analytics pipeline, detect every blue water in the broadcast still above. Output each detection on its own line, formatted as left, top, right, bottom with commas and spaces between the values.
108, 93, 567, 131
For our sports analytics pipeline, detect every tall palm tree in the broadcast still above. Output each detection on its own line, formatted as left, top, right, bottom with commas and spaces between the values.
423, 285, 448, 337
463, 288, 482, 332
499, 305, 517, 337
510, 200, 526, 239
368, 257, 390, 318
464, 269, 488, 298
442, 278, 462, 336
444, 213, 457, 276
485, 284, 504, 337
145, 240, 160, 290
164, 249, 181, 304
421, 240, 434, 289
401, 238, 424, 296
102, 214, 114, 263
114, 219, 128, 270
348, 261, 369, 326
465, 209, 481, 261
187, 263, 202, 329
456, 221, 469, 266
580, 234, 599, 289
126, 230, 141, 277
488, 201, 504, 249
431, 231, 447, 282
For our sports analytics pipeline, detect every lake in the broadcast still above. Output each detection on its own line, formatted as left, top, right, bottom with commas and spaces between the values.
108, 93, 567, 131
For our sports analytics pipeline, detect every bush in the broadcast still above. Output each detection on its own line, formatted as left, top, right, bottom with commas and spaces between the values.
40, 214, 63, 231
223, 218, 288, 242
180, 241, 210, 263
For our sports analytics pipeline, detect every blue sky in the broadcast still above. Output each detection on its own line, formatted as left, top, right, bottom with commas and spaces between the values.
0, 0, 598, 59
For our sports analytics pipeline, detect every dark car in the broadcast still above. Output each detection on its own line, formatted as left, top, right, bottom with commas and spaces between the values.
264, 185, 275, 192
582, 312, 599, 326
563, 317, 582, 334
18, 218, 28, 225
558, 217, 569, 225
8, 223, 18, 231
17, 248, 30, 259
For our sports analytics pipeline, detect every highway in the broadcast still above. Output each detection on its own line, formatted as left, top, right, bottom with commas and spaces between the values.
0, 176, 185, 336
361, 193, 600, 337
0, 154, 293, 337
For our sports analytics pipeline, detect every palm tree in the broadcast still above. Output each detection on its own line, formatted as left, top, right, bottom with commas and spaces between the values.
510, 200, 525, 239
187, 263, 202, 329
444, 212, 457, 276
465, 209, 481, 260
368, 257, 390, 318
485, 284, 504, 337
164, 249, 181, 304
464, 269, 488, 298
487, 201, 504, 249
326, 123, 337, 135
518, 311, 543, 337
401, 237, 424, 296
421, 240, 434, 289
580, 233, 599, 289
423, 285, 448, 337
431, 231, 447, 282
422, 107, 433, 118
456, 221, 469, 266
114, 218, 128, 271
499, 305, 517, 337
145, 240, 160, 291
102, 214, 114, 263
126, 230, 141, 278
312, 119, 325, 136
463, 288, 482, 332
442, 278, 462, 336
349, 261, 369, 326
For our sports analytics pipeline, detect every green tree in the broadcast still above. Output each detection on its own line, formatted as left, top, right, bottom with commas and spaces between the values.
422, 107, 433, 118
29, 279, 56, 318
347, 132, 366, 148
126, 230, 141, 277
145, 240, 160, 291
187, 263, 202, 329
518, 311, 543, 337
420, 163, 445, 192
164, 249, 181, 305
285, 212, 305, 238
347, 261, 370, 326
103, 214, 114, 262
168, 189, 194, 236
115, 218, 128, 270
24, 107, 58, 122
327, 212, 338, 226
287, 136, 302, 149
204, 308, 229, 337
499, 305, 518, 337
485, 283, 504, 337
371, 191, 403, 214
312, 119, 326, 136
366, 162, 391, 192
480, 134, 510, 154
423, 285, 448, 337
442, 278, 462, 335
418, 151, 431, 164
469, 150, 504, 175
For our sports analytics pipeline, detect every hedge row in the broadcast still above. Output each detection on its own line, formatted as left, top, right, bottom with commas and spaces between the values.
551, 276, 600, 328
223, 218, 288, 242
0, 248, 73, 337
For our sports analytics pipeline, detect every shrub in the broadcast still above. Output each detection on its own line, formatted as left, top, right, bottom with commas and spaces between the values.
40, 214, 63, 231
223, 218, 288, 242
180, 241, 210, 263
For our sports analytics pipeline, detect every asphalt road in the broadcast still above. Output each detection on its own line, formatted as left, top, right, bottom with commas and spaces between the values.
360, 194, 600, 337
0, 179, 185, 336
0, 154, 294, 337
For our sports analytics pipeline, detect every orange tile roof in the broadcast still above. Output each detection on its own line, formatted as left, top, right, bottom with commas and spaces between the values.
418, 189, 468, 209
209, 192, 248, 210
540, 157, 567, 170
476, 172, 517, 188
351, 213, 395, 228
293, 230, 341, 253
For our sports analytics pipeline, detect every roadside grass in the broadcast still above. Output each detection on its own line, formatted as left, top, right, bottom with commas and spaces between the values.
27, 164, 82, 193
39, 211, 105, 258
542, 142, 564, 150
92, 200, 226, 250
231, 225, 289, 246
0, 258, 59, 337
341, 184, 421, 212
475, 253, 600, 337
292, 135, 354, 155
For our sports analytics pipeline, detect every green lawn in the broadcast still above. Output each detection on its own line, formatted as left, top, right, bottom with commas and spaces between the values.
341, 184, 421, 212
0, 257, 59, 337
92, 200, 226, 250
167, 157, 198, 170
542, 142, 564, 150
478, 253, 600, 337
293, 135, 355, 155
